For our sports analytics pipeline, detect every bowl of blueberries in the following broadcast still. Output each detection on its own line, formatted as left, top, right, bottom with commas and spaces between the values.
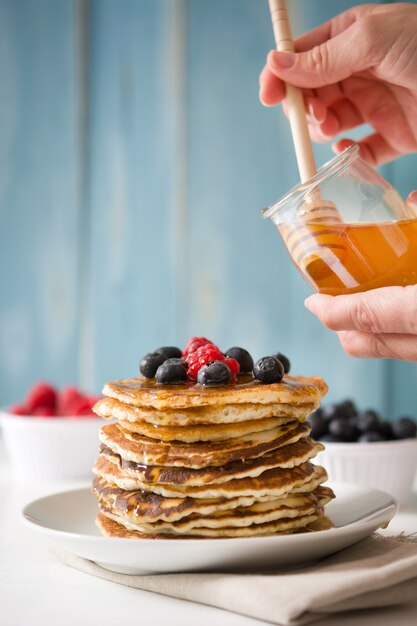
309, 400, 417, 507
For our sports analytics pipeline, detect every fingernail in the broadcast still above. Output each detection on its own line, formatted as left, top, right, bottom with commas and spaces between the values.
271, 51, 296, 69
317, 127, 331, 141
304, 296, 316, 311
259, 88, 272, 107
307, 100, 326, 125
407, 190, 417, 204
332, 139, 355, 154
308, 103, 319, 124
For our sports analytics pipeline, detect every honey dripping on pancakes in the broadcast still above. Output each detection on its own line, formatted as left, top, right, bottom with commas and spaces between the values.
278, 217, 417, 295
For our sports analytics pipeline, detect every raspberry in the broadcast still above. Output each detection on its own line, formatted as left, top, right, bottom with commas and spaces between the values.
11, 384, 98, 418
58, 386, 85, 416
182, 337, 213, 359
26, 383, 57, 413
33, 406, 55, 417
186, 345, 240, 382
186, 344, 223, 381
71, 399, 96, 417
10, 404, 28, 416
224, 357, 240, 380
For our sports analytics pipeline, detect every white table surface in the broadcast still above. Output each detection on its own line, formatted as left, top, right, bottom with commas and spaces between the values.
1, 439, 417, 626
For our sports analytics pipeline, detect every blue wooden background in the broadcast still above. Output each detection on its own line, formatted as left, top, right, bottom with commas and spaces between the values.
1, 0, 416, 420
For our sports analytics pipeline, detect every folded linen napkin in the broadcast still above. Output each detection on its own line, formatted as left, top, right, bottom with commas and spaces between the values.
52, 534, 417, 626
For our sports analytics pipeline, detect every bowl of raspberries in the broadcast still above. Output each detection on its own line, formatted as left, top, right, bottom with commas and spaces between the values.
0, 382, 101, 482
309, 400, 417, 507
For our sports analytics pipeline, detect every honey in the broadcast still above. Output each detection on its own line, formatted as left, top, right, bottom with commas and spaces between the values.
278, 218, 417, 295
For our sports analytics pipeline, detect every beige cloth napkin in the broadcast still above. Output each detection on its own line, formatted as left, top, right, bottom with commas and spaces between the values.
52, 534, 417, 626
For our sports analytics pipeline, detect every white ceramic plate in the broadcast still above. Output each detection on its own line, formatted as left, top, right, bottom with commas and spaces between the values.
22, 481, 397, 574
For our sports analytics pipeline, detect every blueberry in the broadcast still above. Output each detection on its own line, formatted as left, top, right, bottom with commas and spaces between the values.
155, 358, 188, 384
322, 404, 336, 422
392, 417, 417, 440
338, 399, 358, 418
197, 361, 232, 387
323, 402, 353, 422
356, 410, 380, 433
358, 431, 385, 443
378, 421, 394, 440
271, 352, 291, 374
155, 346, 182, 359
140, 352, 166, 378
329, 417, 357, 441
224, 347, 254, 373
253, 357, 284, 384
323, 404, 349, 422
308, 410, 328, 440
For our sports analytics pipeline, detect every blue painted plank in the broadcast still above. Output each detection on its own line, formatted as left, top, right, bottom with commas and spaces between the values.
387, 152, 417, 418
85, 0, 184, 388
0, 0, 83, 405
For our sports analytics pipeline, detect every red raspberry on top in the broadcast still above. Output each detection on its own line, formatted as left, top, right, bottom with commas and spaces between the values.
26, 383, 57, 413
224, 356, 240, 380
182, 337, 213, 359
186, 344, 240, 382
186, 344, 222, 381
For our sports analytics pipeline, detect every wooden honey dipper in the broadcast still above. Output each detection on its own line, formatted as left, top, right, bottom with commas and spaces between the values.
267, 0, 374, 290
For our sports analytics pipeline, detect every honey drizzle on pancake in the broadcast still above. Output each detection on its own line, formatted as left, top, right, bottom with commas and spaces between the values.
102, 374, 328, 409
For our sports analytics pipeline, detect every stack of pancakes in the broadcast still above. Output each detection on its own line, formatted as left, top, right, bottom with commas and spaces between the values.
92, 374, 334, 538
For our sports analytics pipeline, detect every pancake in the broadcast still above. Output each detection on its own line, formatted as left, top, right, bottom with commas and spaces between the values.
99, 505, 323, 537
313, 485, 335, 507
95, 476, 331, 527
93, 475, 252, 522
99, 421, 311, 468
96, 513, 185, 540
286, 465, 328, 494
94, 475, 332, 524
98, 437, 324, 487
96, 512, 329, 539
94, 477, 331, 529
102, 374, 328, 410
94, 396, 317, 426
117, 415, 300, 443
93, 455, 324, 499
104, 496, 320, 531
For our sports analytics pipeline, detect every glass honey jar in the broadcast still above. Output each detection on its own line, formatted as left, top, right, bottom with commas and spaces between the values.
263, 145, 417, 295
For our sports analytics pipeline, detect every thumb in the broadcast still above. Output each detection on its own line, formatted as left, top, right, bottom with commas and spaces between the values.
267, 20, 381, 88
305, 286, 417, 335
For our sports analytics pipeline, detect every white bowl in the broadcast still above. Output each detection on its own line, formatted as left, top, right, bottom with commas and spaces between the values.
316, 438, 417, 507
0, 411, 102, 482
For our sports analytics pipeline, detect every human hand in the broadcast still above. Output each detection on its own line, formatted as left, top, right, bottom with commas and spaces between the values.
304, 286, 417, 361
259, 3, 417, 167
